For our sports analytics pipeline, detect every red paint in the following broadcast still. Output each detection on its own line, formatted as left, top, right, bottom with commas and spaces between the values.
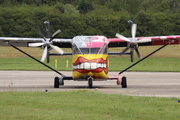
73, 57, 107, 65
152, 40, 180, 45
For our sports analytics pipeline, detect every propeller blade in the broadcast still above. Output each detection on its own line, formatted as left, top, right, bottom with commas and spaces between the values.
41, 46, 48, 62
50, 45, 64, 55
135, 48, 142, 59
50, 29, 61, 42
136, 38, 151, 43
38, 27, 47, 42
115, 33, 131, 42
28, 43, 45, 47
38, 27, 46, 38
131, 24, 137, 42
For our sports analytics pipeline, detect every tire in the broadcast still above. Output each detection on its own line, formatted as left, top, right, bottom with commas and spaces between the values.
54, 77, 59, 88
88, 78, 93, 88
122, 76, 127, 88
59, 77, 64, 86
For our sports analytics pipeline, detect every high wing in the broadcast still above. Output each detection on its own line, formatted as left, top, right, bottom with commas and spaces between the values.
107, 23, 180, 62
108, 35, 180, 47
0, 37, 73, 62
0, 37, 72, 48
107, 35, 180, 62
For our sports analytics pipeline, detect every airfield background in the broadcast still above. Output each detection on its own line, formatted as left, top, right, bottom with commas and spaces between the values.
0, 0, 179, 39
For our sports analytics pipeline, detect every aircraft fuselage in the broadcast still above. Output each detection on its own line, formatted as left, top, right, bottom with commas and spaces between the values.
72, 36, 108, 80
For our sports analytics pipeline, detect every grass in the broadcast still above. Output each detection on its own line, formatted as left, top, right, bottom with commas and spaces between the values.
0, 91, 180, 120
0, 45, 180, 72
0, 57, 180, 72
0, 45, 180, 120
109, 57, 180, 72
0, 57, 72, 71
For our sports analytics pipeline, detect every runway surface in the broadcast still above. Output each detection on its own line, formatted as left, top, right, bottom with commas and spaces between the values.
0, 71, 180, 97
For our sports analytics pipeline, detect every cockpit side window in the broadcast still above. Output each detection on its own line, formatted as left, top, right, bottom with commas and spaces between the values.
73, 44, 82, 54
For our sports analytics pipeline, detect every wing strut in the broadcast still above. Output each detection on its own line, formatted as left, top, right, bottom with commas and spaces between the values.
119, 42, 170, 74
7, 42, 66, 77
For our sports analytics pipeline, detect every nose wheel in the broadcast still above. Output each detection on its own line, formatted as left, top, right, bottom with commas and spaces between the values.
88, 78, 93, 88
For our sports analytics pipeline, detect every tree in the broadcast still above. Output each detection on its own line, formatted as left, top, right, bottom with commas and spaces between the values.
64, 4, 79, 15
78, 0, 94, 14
168, 0, 180, 13
135, 10, 149, 36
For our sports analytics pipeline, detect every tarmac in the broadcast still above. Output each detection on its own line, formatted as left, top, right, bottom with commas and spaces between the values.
0, 71, 180, 98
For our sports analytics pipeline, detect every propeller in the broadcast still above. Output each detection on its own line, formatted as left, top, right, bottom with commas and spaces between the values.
29, 28, 64, 62
116, 22, 148, 62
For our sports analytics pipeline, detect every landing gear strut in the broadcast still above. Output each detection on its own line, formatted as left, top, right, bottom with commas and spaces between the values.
87, 77, 93, 88
54, 77, 64, 88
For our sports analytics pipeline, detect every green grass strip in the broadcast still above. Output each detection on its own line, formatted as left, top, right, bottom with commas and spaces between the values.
0, 57, 180, 72
0, 91, 180, 120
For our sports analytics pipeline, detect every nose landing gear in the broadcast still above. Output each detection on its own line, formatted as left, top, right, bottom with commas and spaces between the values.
87, 77, 93, 88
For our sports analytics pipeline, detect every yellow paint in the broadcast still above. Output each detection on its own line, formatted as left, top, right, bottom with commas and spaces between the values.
73, 70, 108, 79
55, 59, 57, 68
72, 54, 108, 79
66, 60, 68, 68
108, 60, 109, 67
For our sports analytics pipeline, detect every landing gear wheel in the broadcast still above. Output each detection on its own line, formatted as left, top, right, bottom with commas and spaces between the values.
59, 77, 64, 86
88, 78, 93, 88
122, 76, 127, 88
54, 77, 59, 88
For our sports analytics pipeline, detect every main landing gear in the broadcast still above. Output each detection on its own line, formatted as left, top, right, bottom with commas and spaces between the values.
121, 76, 127, 88
54, 77, 64, 88
117, 76, 127, 88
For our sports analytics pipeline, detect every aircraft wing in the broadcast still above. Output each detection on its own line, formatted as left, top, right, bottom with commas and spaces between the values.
0, 37, 72, 48
108, 35, 180, 47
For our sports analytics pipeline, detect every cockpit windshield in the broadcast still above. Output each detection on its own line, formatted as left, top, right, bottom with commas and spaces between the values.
72, 36, 108, 55
80, 48, 101, 54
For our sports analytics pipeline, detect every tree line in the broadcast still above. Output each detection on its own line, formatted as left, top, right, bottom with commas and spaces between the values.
0, 0, 180, 38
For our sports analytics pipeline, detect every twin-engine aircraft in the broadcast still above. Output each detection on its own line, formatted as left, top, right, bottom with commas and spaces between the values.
0, 21, 180, 88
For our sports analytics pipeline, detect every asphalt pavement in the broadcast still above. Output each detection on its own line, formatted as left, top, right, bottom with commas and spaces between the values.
0, 71, 180, 97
